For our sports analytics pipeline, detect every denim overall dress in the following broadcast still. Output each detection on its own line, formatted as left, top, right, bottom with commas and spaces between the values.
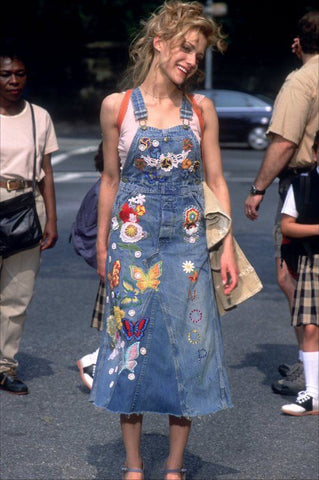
90, 88, 232, 417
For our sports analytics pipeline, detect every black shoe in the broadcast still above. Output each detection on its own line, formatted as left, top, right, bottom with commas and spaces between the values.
278, 360, 303, 377
272, 365, 305, 396
0, 370, 28, 395
281, 391, 319, 416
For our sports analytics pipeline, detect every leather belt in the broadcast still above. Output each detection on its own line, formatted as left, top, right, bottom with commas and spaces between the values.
0, 179, 33, 191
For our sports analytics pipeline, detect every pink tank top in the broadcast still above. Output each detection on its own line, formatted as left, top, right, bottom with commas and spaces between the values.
117, 94, 205, 168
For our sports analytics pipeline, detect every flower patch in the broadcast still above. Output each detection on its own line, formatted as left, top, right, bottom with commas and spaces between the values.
112, 196, 147, 246
108, 260, 121, 290
183, 206, 200, 243
182, 260, 199, 283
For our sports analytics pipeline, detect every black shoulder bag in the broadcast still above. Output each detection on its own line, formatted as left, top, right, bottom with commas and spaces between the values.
0, 103, 43, 257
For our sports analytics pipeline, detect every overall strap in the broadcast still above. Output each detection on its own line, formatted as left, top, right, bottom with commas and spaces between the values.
116, 88, 204, 133
180, 94, 193, 121
131, 88, 148, 121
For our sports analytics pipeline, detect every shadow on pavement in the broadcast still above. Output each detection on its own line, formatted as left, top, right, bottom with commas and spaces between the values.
88, 432, 240, 479
16, 352, 54, 381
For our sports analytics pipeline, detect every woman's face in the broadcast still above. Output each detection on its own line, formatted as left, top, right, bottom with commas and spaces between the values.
155, 29, 207, 86
0, 57, 27, 105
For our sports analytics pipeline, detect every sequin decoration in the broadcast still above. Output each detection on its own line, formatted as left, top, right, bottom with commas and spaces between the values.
187, 329, 201, 344
189, 309, 203, 324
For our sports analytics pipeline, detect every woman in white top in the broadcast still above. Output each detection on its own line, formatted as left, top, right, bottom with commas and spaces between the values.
0, 39, 59, 395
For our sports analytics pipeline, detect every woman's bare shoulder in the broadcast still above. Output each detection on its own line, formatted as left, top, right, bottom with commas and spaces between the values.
101, 92, 126, 112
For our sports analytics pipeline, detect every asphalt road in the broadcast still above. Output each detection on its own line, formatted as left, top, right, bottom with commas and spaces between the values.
0, 136, 318, 480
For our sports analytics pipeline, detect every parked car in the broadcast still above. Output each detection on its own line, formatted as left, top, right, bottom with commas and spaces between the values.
194, 89, 273, 150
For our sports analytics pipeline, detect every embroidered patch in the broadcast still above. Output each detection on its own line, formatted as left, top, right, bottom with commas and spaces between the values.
128, 193, 146, 205
122, 317, 150, 341
107, 306, 125, 346
183, 207, 200, 243
120, 279, 141, 307
189, 309, 203, 324
187, 288, 197, 301
135, 158, 147, 170
108, 260, 121, 290
107, 334, 124, 359
142, 151, 188, 172
111, 217, 119, 230
182, 260, 199, 283
120, 222, 145, 243
198, 348, 207, 361
182, 138, 193, 150
145, 172, 166, 184
182, 260, 195, 274
115, 200, 147, 245
130, 261, 163, 292
119, 342, 140, 374
138, 137, 151, 151
187, 329, 201, 344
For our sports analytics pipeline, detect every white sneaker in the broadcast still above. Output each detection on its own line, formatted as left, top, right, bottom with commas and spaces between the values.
281, 391, 319, 416
76, 348, 99, 390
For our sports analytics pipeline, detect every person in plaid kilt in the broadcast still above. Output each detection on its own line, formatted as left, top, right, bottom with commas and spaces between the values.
72, 143, 105, 390
280, 130, 319, 416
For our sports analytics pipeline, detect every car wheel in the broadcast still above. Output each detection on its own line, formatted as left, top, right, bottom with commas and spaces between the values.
247, 126, 269, 150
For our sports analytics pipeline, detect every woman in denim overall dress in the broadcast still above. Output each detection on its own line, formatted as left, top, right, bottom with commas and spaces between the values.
90, 3, 238, 479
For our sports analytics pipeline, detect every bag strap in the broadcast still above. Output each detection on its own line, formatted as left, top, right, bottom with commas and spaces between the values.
29, 103, 37, 192
116, 89, 133, 131
186, 93, 204, 137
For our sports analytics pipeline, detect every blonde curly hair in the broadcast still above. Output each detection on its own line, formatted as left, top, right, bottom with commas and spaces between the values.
122, 1, 227, 89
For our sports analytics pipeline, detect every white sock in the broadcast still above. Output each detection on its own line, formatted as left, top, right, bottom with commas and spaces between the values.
91, 348, 99, 364
298, 350, 303, 363
302, 351, 319, 399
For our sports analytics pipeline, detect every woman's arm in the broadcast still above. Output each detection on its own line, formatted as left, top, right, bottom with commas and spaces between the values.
201, 97, 238, 294
38, 153, 58, 250
281, 214, 319, 238
96, 93, 123, 282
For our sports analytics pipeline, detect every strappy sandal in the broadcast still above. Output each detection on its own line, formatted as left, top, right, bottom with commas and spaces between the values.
121, 465, 144, 480
164, 467, 187, 480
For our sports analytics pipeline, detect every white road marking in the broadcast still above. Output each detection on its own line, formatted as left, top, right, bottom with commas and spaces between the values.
52, 146, 98, 166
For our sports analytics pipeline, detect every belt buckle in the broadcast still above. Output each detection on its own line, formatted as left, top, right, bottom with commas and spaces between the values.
6, 179, 24, 191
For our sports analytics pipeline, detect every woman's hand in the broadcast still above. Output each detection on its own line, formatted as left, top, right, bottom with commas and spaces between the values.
40, 218, 58, 250
220, 237, 238, 295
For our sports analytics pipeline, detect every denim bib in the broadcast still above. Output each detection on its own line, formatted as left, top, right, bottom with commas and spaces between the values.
91, 88, 232, 417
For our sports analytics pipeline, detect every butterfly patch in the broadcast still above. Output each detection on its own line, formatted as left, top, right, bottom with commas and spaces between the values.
130, 261, 163, 292
119, 342, 140, 374
122, 317, 150, 341
120, 279, 142, 307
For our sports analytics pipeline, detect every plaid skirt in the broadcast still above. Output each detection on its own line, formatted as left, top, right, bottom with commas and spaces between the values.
292, 254, 319, 326
91, 280, 106, 331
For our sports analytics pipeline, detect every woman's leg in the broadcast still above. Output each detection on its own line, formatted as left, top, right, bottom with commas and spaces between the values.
120, 414, 144, 479
165, 416, 192, 479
